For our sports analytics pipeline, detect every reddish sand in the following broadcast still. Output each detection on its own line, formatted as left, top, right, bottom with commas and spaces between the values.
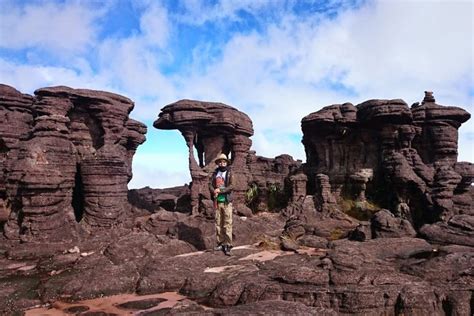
25, 292, 186, 315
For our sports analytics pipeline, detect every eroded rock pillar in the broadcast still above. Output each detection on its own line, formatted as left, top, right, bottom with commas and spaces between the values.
315, 174, 337, 213
230, 135, 252, 206
290, 173, 307, 203
5, 115, 79, 242
81, 145, 129, 227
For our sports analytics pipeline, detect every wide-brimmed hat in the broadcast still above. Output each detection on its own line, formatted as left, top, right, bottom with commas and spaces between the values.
215, 153, 230, 164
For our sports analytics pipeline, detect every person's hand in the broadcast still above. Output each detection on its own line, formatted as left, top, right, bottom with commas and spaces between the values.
214, 188, 220, 195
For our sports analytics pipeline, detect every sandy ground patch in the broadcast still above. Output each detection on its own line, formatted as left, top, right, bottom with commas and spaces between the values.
25, 291, 186, 315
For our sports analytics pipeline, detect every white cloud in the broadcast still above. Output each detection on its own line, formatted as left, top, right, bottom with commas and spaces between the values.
176, 0, 278, 25
139, 2, 170, 48
128, 152, 191, 188
177, 0, 474, 162
95, 35, 178, 120
0, 57, 113, 94
251, 131, 305, 160
327, 0, 473, 100
0, 0, 176, 120
0, 1, 103, 54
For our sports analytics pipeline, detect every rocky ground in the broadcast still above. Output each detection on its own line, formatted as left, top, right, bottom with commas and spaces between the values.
1, 210, 473, 315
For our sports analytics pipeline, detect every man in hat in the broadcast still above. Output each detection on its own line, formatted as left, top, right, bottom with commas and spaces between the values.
209, 153, 234, 256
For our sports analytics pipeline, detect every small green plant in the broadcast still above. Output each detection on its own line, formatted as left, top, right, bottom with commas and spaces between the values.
267, 182, 289, 211
245, 183, 259, 211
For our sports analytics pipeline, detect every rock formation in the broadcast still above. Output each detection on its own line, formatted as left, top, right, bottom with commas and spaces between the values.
1, 85, 473, 315
146, 92, 473, 248
154, 100, 301, 217
302, 92, 472, 229
128, 185, 191, 213
0, 84, 146, 242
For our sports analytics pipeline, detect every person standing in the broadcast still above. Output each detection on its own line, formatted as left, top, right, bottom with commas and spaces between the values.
209, 153, 234, 256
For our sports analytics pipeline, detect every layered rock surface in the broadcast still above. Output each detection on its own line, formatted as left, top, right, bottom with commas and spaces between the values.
0, 85, 146, 242
1, 86, 473, 315
302, 92, 472, 228
2, 230, 473, 315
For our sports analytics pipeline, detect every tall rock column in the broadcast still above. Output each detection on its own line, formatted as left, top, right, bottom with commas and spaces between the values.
80, 144, 130, 227
182, 129, 200, 172
1, 85, 146, 241
0, 85, 34, 229
5, 115, 79, 242
181, 128, 208, 214
3, 88, 79, 241
229, 135, 252, 207
411, 92, 471, 221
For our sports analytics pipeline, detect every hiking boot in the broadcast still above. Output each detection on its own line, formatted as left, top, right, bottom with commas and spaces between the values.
223, 245, 232, 256
214, 244, 223, 251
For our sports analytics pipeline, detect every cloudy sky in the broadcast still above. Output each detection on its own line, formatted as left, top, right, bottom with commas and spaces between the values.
1, 0, 473, 189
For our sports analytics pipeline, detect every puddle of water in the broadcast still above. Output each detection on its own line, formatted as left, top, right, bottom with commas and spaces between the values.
25, 292, 186, 316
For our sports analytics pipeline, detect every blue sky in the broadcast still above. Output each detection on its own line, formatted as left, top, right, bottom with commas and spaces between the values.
1, 0, 473, 189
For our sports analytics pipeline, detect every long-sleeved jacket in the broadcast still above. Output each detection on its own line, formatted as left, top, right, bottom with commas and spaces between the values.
209, 168, 234, 202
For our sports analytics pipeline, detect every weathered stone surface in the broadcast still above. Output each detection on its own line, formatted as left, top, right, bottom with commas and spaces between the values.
219, 300, 336, 315
371, 209, 417, 238
0, 85, 35, 227
103, 231, 196, 265
325, 238, 457, 315
141, 210, 285, 250
399, 244, 474, 316
0, 227, 472, 315
419, 214, 474, 247
302, 92, 472, 234
128, 185, 191, 213
453, 161, 474, 216
39, 253, 140, 302
0, 85, 146, 242
0, 274, 41, 312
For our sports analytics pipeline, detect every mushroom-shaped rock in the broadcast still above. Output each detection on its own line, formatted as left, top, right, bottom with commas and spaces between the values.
154, 99, 253, 137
